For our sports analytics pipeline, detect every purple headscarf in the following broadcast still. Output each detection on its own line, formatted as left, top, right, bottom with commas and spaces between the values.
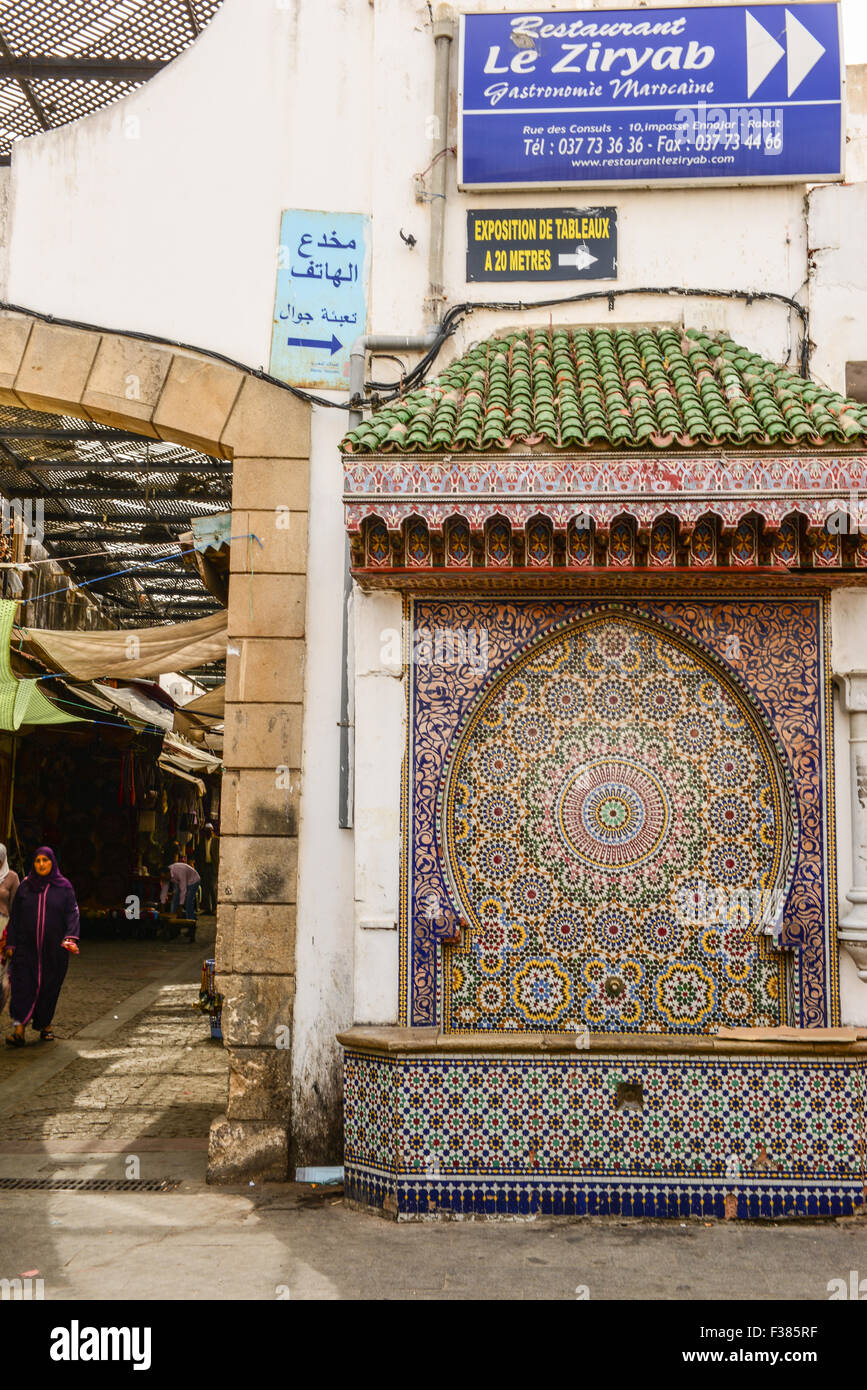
27, 846, 74, 895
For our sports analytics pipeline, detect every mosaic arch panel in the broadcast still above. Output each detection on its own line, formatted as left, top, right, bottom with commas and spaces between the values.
440, 612, 795, 1034
402, 594, 836, 1030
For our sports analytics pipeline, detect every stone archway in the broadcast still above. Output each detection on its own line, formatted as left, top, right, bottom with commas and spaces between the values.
0, 309, 310, 1180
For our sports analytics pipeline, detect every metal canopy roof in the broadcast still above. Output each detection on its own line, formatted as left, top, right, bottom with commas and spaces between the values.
0, 0, 224, 163
0, 400, 229, 633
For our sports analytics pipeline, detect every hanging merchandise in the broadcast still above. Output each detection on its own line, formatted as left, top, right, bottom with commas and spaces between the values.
9, 717, 221, 940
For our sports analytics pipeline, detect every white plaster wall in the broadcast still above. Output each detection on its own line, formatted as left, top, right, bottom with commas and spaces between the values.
352, 590, 404, 1024
843, 65, 867, 184
806, 66, 867, 392
0, 167, 12, 301
838, 949, 867, 1027
831, 588, 867, 675
5, 0, 374, 366
808, 180, 867, 393
830, 589, 867, 1026
292, 403, 355, 1160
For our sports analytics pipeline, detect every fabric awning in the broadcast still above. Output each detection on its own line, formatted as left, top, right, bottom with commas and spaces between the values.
0, 599, 81, 729
161, 732, 222, 776
21, 609, 227, 680
173, 682, 225, 735
179, 684, 225, 718
157, 761, 206, 795
92, 683, 174, 733
158, 732, 221, 795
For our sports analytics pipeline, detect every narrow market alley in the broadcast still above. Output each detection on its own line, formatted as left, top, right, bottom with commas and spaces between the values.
0, 917, 225, 1155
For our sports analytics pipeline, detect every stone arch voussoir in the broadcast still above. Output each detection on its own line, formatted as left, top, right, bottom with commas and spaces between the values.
0, 308, 311, 1182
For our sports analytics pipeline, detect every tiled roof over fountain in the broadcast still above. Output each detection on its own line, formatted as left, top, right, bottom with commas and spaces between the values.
341, 326, 867, 454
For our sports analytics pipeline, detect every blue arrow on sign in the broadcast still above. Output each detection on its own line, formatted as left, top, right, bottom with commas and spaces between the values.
285, 333, 342, 355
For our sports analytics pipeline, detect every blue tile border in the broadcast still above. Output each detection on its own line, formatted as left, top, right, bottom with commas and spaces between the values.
343, 1046, 867, 1219
345, 1166, 865, 1220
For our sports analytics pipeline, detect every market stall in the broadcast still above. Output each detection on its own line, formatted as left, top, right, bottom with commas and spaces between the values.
8, 715, 220, 936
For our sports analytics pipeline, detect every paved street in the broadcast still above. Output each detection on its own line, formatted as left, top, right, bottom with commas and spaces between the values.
1, 925, 866, 1301
2, 1182, 867, 1301
0, 920, 225, 1141
2, 929, 207, 1041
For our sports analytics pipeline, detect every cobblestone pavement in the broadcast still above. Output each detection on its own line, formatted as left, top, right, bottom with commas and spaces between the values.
0, 919, 226, 1142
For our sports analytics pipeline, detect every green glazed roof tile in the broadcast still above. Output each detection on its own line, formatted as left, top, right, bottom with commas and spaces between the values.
340, 326, 867, 453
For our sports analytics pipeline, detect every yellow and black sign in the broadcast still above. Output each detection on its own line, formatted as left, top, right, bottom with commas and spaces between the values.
467, 206, 617, 282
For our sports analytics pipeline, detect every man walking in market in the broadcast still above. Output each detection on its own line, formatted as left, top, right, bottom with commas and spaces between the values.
197, 823, 219, 916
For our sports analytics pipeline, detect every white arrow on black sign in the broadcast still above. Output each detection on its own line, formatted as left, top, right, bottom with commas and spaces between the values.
558, 245, 599, 270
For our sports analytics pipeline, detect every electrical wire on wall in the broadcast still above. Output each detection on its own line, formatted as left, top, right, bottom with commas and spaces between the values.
0, 287, 810, 423
363, 286, 810, 394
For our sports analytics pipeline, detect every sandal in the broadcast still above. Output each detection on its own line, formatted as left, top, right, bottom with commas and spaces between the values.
5, 1031, 25, 1047
39, 1028, 55, 1041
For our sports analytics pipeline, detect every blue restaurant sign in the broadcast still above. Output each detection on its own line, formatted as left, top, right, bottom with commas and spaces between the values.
458, 3, 844, 189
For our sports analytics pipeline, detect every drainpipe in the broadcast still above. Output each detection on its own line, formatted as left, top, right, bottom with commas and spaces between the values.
338, 331, 437, 828
427, 5, 456, 322
337, 6, 455, 824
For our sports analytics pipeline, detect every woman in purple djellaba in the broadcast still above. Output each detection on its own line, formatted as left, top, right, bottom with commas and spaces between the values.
4, 846, 80, 1046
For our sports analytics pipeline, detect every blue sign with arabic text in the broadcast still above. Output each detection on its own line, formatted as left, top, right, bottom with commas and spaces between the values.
459, 4, 843, 189
270, 209, 370, 389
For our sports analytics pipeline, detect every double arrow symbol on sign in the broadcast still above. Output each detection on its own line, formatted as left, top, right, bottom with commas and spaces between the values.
746, 8, 826, 98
